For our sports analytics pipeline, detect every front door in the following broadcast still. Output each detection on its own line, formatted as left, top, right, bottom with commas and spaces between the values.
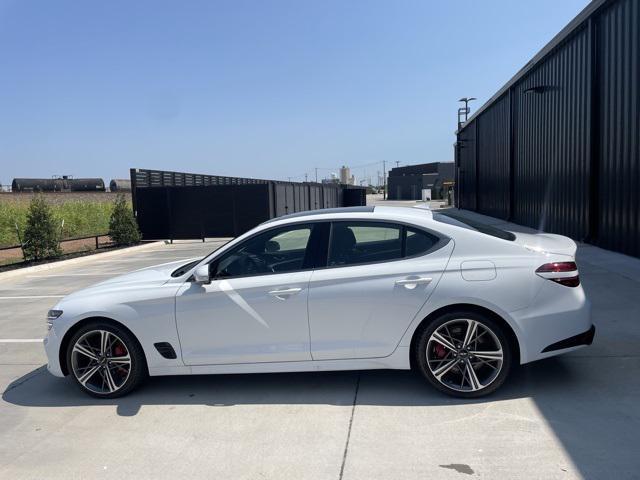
175, 223, 318, 365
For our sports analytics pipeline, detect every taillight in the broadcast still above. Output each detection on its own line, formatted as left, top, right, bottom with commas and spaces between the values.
536, 262, 580, 287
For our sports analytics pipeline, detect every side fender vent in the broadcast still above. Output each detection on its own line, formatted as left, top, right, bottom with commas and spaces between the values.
154, 342, 177, 359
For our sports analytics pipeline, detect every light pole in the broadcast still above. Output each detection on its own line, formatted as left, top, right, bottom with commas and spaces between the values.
382, 160, 387, 200
458, 97, 476, 130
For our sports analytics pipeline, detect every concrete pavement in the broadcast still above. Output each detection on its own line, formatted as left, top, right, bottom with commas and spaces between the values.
1, 212, 639, 479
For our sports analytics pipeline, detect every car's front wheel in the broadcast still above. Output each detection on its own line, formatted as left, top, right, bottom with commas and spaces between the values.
66, 321, 146, 398
414, 311, 512, 398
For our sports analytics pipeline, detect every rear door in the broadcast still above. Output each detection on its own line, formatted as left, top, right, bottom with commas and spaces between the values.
308, 221, 453, 360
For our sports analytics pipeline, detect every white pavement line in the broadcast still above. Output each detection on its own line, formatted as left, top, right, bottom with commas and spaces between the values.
94, 256, 196, 262
27, 273, 115, 278
0, 295, 64, 299
0, 339, 43, 343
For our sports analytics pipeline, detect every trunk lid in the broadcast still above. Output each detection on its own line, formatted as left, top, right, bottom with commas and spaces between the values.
511, 232, 577, 257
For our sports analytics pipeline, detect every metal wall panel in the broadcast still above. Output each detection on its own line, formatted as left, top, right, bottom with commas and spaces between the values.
322, 186, 338, 208
309, 185, 321, 209
476, 94, 510, 219
389, 163, 439, 176
293, 184, 308, 212
596, 0, 640, 256
455, 0, 639, 257
457, 120, 477, 210
343, 188, 367, 206
513, 26, 591, 240
135, 185, 273, 238
388, 175, 422, 200
274, 184, 289, 217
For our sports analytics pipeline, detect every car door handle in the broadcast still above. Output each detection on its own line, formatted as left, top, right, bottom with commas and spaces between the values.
395, 277, 433, 286
268, 287, 302, 298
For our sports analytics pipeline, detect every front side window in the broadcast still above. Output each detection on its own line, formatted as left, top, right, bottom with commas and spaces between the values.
213, 225, 313, 277
328, 222, 402, 266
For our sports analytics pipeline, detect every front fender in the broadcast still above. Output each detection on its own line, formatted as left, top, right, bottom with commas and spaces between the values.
51, 283, 186, 374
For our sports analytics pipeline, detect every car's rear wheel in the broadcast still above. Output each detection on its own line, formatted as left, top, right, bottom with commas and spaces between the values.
66, 321, 146, 398
414, 311, 512, 398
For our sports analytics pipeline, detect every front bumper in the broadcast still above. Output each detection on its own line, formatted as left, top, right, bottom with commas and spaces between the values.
43, 327, 65, 377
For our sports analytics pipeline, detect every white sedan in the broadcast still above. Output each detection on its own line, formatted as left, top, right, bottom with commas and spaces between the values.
44, 206, 594, 398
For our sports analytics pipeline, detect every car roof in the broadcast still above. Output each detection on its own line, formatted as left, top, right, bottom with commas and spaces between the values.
262, 205, 433, 226
261, 206, 375, 224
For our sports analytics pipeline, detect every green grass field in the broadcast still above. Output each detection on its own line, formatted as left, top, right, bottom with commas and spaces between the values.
0, 197, 118, 247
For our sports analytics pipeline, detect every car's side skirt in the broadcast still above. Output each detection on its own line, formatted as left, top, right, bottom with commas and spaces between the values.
148, 346, 411, 376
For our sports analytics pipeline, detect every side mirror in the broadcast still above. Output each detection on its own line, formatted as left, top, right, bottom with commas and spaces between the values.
193, 264, 211, 284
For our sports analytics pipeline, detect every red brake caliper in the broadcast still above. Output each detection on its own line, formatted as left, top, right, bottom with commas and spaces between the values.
113, 344, 127, 375
434, 343, 447, 359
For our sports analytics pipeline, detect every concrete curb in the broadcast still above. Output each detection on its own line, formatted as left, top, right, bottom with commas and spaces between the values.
0, 241, 164, 281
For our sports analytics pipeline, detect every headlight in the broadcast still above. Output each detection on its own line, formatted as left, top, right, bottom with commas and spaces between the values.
46, 310, 63, 330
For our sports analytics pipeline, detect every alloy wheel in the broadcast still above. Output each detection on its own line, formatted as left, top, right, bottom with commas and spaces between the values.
71, 330, 132, 395
426, 319, 504, 393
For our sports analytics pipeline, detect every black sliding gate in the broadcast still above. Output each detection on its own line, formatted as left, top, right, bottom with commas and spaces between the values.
130, 168, 366, 240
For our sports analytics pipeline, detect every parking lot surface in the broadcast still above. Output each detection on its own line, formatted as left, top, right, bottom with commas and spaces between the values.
1, 214, 639, 479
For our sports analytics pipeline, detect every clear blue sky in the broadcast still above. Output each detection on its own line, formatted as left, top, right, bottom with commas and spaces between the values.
0, 0, 590, 185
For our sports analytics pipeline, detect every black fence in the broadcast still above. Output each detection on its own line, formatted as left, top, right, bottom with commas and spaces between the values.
130, 169, 367, 240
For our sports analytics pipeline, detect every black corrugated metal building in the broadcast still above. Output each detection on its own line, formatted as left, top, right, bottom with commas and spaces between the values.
388, 162, 454, 200
455, 0, 639, 258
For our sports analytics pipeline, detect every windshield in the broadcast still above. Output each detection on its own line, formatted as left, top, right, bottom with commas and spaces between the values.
171, 259, 202, 277
170, 238, 237, 278
433, 211, 516, 241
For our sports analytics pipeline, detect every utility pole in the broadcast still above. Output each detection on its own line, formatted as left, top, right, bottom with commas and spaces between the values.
315, 168, 318, 183
304, 173, 308, 182
395, 160, 400, 168
383, 160, 386, 200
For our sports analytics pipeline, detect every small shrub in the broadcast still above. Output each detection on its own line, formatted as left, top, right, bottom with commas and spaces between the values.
109, 194, 141, 245
22, 195, 61, 261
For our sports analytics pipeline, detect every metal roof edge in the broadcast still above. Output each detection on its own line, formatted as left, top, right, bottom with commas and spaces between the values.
455, 0, 610, 135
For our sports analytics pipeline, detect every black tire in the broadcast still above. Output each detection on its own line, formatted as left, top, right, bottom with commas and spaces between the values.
414, 310, 512, 398
66, 320, 147, 398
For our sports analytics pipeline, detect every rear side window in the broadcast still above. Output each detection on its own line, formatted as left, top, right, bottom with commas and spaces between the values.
328, 223, 402, 266
433, 211, 516, 241
327, 222, 441, 267
405, 227, 438, 257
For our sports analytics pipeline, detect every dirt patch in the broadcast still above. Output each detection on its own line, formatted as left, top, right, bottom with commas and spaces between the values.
0, 235, 115, 267
0, 192, 131, 205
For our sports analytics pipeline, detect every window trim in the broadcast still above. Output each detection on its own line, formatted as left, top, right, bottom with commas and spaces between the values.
190, 218, 449, 281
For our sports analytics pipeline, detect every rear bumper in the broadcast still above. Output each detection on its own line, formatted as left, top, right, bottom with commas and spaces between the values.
541, 325, 595, 353
510, 281, 592, 364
